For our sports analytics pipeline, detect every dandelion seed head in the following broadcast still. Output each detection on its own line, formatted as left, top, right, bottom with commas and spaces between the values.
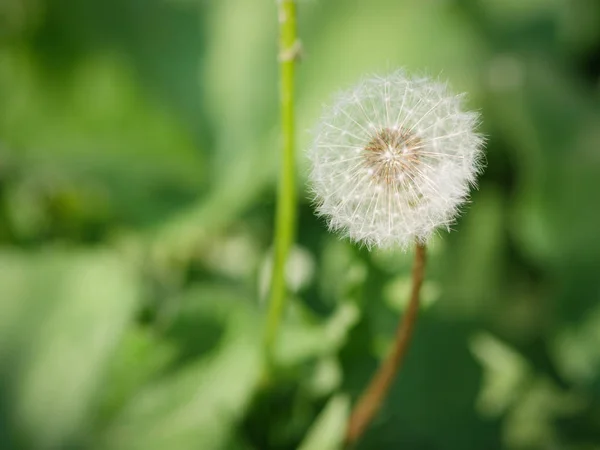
307, 70, 485, 250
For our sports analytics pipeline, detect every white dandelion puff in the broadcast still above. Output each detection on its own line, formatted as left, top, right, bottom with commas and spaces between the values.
307, 70, 485, 250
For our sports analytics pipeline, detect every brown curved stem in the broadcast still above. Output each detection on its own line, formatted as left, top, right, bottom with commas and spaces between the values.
345, 242, 426, 447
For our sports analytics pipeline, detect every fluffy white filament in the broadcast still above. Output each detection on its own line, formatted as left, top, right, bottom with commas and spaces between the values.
307, 71, 484, 249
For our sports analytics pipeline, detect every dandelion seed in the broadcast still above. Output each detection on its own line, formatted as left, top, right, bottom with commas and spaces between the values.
307, 70, 485, 249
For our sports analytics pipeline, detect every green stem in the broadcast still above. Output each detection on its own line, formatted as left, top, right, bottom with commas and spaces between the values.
265, 0, 299, 361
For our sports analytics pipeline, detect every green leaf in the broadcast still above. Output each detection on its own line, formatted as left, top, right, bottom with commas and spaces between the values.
0, 50, 205, 227
97, 286, 262, 450
94, 326, 180, 426
274, 301, 360, 368
0, 250, 140, 449
297, 395, 350, 450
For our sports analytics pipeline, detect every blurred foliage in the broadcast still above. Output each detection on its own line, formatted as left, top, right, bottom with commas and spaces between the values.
1, 0, 600, 449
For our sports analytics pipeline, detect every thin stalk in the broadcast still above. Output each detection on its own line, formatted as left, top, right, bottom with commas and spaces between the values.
265, 0, 299, 361
345, 243, 427, 446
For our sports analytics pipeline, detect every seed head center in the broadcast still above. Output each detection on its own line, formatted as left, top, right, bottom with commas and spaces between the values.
363, 127, 422, 186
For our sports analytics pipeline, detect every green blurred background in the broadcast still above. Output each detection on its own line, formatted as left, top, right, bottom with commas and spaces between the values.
1, 0, 600, 449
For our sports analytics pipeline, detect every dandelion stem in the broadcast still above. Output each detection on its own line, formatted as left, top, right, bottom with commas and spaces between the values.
345, 242, 426, 446
265, 0, 299, 361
